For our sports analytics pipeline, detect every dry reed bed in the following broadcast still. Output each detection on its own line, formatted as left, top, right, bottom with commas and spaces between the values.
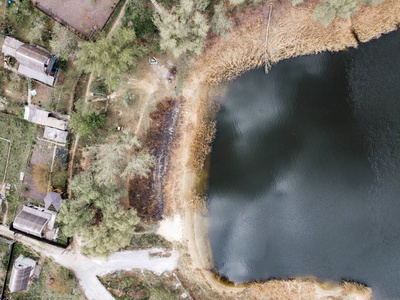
198, 0, 400, 85
352, 0, 400, 42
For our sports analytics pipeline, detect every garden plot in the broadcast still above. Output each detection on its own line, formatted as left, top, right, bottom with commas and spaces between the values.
33, 0, 121, 38
20, 140, 54, 201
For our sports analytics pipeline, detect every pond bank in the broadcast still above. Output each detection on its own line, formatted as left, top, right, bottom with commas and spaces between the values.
164, 0, 400, 298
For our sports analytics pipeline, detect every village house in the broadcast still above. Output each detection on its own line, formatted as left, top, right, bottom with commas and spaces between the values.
24, 105, 69, 144
1, 36, 59, 86
9, 255, 38, 293
13, 205, 58, 239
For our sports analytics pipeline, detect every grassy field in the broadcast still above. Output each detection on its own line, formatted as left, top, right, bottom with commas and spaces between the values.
0, 138, 10, 182
0, 114, 35, 223
0, 239, 11, 293
0, 114, 35, 186
99, 270, 186, 300
10, 257, 85, 300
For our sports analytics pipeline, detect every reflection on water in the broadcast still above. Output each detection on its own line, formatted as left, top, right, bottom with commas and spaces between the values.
208, 31, 400, 299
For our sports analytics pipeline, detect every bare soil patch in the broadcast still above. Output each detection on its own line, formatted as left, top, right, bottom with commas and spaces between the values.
33, 0, 121, 38
129, 98, 182, 221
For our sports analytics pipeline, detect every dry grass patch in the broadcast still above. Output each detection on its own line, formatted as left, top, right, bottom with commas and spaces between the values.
351, 0, 400, 42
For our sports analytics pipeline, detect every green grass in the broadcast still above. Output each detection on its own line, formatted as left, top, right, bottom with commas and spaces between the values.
0, 239, 12, 290
0, 139, 10, 182
5, 0, 54, 48
102, 0, 129, 37
99, 270, 185, 300
126, 233, 172, 251
0, 114, 35, 185
7, 253, 85, 300
0, 114, 36, 224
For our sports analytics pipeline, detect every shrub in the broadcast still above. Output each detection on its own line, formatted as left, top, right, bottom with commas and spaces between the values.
69, 111, 106, 136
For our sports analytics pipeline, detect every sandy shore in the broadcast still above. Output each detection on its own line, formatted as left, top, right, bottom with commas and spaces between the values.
162, 0, 400, 298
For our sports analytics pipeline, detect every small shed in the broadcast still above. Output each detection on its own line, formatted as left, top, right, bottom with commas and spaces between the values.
43, 126, 68, 144
44, 192, 62, 212
13, 205, 57, 238
9, 255, 37, 293
24, 105, 49, 126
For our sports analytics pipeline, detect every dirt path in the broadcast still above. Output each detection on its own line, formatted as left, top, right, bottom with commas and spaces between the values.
2, 201, 8, 225
0, 226, 179, 300
68, 72, 82, 114
68, 135, 79, 182
107, 0, 128, 38
0, 137, 11, 189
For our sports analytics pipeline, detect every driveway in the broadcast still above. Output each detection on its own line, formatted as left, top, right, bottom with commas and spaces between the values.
0, 226, 179, 300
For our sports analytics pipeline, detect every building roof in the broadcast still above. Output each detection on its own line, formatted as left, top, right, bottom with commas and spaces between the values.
24, 105, 49, 126
43, 126, 68, 144
15, 44, 50, 73
9, 255, 36, 293
2, 36, 57, 86
18, 64, 57, 87
2, 36, 24, 57
13, 206, 53, 237
44, 192, 62, 212
24, 105, 68, 130
45, 117, 68, 131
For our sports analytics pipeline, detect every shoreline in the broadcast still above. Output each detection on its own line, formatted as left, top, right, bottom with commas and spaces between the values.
163, 0, 400, 298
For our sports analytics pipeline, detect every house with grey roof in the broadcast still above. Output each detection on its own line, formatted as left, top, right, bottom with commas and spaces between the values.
44, 192, 62, 212
13, 205, 57, 239
43, 127, 69, 144
24, 105, 69, 144
9, 255, 37, 293
2, 36, 59, 86
24, 105, 68, 131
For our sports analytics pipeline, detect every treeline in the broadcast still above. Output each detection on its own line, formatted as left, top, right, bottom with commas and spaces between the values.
58, 131, 155, 257
292, 0, 385, 27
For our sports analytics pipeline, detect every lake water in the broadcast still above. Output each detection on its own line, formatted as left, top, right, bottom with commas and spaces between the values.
207, 30, 400, 299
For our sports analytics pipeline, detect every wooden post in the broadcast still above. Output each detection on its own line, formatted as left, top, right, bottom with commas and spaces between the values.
265, 3, 273, 74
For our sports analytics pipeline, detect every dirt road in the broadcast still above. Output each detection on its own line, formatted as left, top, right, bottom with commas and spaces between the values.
0, 226, 178, 300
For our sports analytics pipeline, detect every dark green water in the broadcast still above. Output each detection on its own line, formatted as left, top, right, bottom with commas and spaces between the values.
208, 30, 400, 299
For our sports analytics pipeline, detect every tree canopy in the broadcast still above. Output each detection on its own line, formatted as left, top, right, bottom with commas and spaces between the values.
292, 0, 386, 27
81, 208, 140, 257
50, 23, 79, 60
153, 0, 210, 57
69, 111, 106, 136
86, 130, 155, 187
57, 172, 126, 236
211, 2, 233, 36
75, 27, 146, 90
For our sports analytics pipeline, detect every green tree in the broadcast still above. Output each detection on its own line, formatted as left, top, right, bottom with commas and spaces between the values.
75, 28, 146, 90
57, 172, 126, 236
69, 111, 106, 136
27, 16, 46, 44
57, 199, 95, 237
121, 152, 155, 179
313, 0, 358, 27
153, 0, 210, 57
211, 2, 233, 36
82, 208, 140, 257
87, 131, 154, 186
50, 23, 79, 60
293, 0, 386, 27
